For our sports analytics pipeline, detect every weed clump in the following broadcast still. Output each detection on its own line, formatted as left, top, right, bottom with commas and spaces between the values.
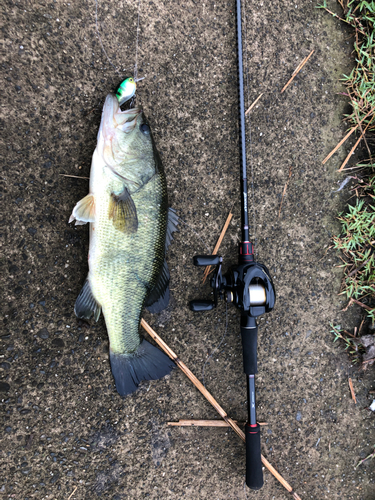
319, 0, 375, 134
320, 0, 375, 327
333, 198, 375, 323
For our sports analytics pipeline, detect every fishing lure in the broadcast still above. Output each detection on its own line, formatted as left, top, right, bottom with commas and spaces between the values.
116, 77, 137, 106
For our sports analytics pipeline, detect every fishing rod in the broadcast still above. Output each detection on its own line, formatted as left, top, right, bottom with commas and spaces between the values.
189, 0, 276, 490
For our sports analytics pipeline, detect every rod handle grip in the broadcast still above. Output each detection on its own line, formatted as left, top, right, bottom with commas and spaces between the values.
241, 321, 258, 375
245, 423, 263, 490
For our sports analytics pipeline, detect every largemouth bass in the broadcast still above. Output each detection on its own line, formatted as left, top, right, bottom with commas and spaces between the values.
69, 93, 177, 396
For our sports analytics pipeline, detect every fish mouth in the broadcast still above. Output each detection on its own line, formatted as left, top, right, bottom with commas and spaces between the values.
109, 94, 142, 133
97, 94, 143, 144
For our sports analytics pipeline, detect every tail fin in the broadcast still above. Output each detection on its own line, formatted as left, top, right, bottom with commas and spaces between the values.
109, 339, 175, 397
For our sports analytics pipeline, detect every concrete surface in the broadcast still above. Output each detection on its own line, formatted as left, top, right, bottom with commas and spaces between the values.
1, 0, 374, 499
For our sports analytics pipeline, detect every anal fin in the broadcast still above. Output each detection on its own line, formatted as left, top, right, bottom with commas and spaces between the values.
166, 207, 179, 252
145, 259, 170, 314
144, 208, 178, 314
74, 278, 101, 321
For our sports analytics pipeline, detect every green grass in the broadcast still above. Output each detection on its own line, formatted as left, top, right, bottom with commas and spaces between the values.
318, 0, 375, 131
340, 0, 375, 133
333, 197, 375, 322
320, 0, 375, 468
330, 324, 365, 363
319, 0, 375, 323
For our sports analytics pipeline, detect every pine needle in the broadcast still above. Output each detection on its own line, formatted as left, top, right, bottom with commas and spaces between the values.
281, 50, 314, 93
245, 93, 264, 115
338, 121, 372, 171
167, 419, 268, 427
141, 319, 302, 500
322, 105, 375, 165
60, 174, 89, 180
278, 166, 292, 218
348, 378, 357, 404
68, 486, 78, 500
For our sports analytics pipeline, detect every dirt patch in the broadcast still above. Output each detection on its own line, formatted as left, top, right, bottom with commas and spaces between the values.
1, 0, 374, 499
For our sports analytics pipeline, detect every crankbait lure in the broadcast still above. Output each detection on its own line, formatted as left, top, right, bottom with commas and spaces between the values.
116, 77, 137, 106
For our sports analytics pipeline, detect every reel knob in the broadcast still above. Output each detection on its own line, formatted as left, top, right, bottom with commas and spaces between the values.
193, 255, 221, 267
189, 300, 215, 312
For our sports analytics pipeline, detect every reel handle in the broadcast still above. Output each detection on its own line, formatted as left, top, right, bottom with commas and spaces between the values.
189, 255, 223, 311
245, 423, 263, 490
193, 255, 221, 266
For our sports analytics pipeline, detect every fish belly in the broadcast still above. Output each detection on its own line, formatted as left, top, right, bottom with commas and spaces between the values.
89, 171, 167, 355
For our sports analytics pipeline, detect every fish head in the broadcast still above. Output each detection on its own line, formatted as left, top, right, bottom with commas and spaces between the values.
97, 94, 158, 191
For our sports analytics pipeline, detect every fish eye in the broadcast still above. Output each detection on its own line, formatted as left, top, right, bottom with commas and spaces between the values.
140, 123, 150, 135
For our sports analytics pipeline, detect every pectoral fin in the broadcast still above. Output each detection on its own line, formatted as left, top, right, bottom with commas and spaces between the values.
108, 187, 138, 234
69, 193, 95, 225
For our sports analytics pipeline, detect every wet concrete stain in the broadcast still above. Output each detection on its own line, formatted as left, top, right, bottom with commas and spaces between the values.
1, 0, 374, 499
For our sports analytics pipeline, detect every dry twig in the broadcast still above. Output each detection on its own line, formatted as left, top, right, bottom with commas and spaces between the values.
202, 211, 233, 284
141, 319, 302, 500
167, 419, 268, 427
348, 258, 371, 277
343, 297, 374, 312
322, 105, 375, 165
281, 50, 314, 93
343, 329, 356, 339
348, 378, 357, 404
362, 357, 375, 366
245, 93, 264, 115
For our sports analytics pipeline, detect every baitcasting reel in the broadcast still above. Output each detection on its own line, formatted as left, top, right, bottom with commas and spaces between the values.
190, 243, 275, 318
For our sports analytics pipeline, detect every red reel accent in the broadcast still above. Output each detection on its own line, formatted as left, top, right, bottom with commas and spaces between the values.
239, 241, 254, 262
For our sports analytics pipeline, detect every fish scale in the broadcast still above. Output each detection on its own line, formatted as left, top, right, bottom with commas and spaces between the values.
90, 174, 167, 353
